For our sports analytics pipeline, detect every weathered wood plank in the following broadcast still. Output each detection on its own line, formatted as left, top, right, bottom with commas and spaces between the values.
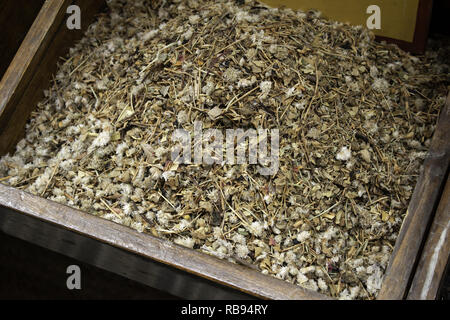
0, 183, 330, 300
407, 176, 450, 300
378, 94, 450, 299
0, 0, 45, 79
0, 0, 447, 300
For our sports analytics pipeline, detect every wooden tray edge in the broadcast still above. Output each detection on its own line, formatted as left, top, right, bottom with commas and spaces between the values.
378, 93, 450, 299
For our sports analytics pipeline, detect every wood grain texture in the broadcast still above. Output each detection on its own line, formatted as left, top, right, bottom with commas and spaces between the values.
0, 0, 45, 79
407, 176, 450, 300
378, 94, 450, 299
0, 183, 329, 300
0, 0, 105, 156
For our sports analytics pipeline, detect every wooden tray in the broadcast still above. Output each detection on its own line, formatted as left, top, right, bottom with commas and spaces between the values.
0, 0, 45, 80
0, 0, 449, 300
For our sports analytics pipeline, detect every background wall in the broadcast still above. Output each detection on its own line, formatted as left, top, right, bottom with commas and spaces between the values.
261, 0, 420, 42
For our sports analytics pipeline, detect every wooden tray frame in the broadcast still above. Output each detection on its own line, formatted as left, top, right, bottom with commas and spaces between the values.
0, 0, 449, 300
0, 0, 45, 79
407, 100, 449, 300
407, 174, 449, 300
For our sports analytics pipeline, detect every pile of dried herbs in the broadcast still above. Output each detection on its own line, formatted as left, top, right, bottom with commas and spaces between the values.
1, 0, 449, 299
